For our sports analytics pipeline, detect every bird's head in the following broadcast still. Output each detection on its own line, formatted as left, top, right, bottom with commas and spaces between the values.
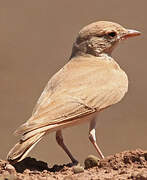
71, 21, 141, 58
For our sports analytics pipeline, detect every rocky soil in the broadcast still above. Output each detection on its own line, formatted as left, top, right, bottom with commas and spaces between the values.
0, 149, 147, 180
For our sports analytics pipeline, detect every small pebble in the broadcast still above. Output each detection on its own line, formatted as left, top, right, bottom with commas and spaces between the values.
73, 165, 84, 174
84, 155, 100, 169
5, 164, 16, 173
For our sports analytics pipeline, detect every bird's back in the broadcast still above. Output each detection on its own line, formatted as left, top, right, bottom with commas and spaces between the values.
15, 55, 128, 136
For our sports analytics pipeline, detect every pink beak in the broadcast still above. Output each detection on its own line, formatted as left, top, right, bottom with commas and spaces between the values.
121, 29, 141, 40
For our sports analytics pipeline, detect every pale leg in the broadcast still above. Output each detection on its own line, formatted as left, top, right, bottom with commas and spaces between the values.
89, 119, 104, 159
56, 130, 78, 164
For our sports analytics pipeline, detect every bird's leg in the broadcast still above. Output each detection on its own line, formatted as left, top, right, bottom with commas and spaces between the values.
89, 119, 104, 159
56, 130, 78, 164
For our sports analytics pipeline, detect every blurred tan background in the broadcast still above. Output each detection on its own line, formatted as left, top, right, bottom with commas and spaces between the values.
0, 0, 146, 166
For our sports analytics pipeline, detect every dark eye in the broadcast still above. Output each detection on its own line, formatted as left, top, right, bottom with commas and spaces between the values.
107, 32, 117, 38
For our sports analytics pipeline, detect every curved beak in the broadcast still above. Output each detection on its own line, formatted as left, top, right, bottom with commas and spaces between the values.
120, 29, 141, 40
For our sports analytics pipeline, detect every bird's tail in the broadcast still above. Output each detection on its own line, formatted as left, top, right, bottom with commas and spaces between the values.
7, 132, 45, 163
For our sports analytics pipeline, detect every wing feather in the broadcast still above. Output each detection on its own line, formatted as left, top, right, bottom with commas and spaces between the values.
15, 56, 128, 135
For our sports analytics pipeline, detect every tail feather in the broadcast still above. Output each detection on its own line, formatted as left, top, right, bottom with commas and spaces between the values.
21, 124, 57, 142
7, 132, 45, 163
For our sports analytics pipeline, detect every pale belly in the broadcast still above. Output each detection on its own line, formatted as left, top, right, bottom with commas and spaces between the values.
45, 112, 98, 135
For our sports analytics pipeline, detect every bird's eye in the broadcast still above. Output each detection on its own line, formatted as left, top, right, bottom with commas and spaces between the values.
107, 32, 117, 38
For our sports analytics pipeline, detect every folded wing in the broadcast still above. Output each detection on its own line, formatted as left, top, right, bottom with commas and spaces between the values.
15, 56, 128, 137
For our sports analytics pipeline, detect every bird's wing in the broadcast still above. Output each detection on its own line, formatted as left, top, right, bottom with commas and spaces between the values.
15, 56, 128, 135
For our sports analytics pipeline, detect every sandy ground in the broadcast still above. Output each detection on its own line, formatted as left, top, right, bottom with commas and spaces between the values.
0, 149, 147, 180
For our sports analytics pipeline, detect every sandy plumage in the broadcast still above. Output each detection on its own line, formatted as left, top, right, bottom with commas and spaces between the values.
7, 21, 140, 163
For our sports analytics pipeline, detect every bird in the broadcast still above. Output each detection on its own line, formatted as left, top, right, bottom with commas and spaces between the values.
7, 21, 141, 164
